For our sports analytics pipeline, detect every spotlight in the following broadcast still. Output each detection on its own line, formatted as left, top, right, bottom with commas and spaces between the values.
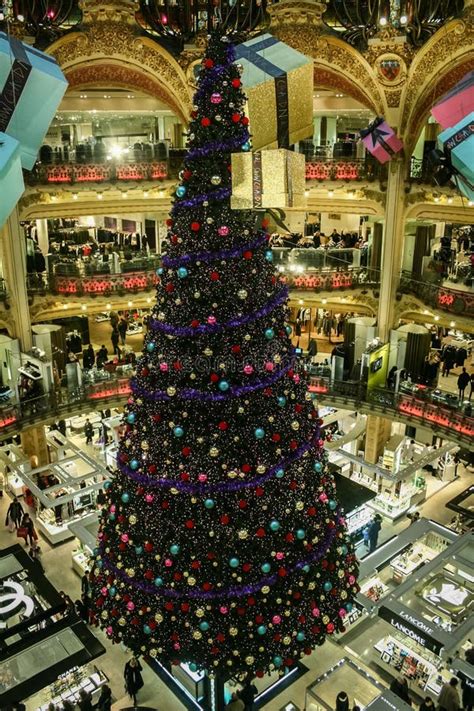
400, 14, 408, 25
379, 16, 387, 26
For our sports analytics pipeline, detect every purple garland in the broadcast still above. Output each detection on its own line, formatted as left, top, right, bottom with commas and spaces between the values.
172, 186, 232, 211
118, 425, 319, 494
161, 232, 267, 268
131, 358, 293, 403
99, 523, 337, 600
148, 286, 288, 337
187, 130, 249, 160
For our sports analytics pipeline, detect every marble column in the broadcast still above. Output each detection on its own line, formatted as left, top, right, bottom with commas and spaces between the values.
0, 207, 32, 351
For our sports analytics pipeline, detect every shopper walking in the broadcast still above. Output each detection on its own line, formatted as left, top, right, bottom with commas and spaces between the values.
240, 678, 258, 710
335, 690, 350, 711
5, 496, 23, 531
96, 684, 112, 711
469, 371, 474, 401
123, 657, 143, 706
390, 676, 412, 706
437, 677, 460, 711
111, 327, 120, 355
19, 513, 37, 547
82, 344, 95, 370
96, 345, 108, 369
367, 515, 382, 553
118, 316, 128, 346
77, 688, 93, 711
419, 697, 435, 711
84, 419, 94, 446
457, 367, 470, 401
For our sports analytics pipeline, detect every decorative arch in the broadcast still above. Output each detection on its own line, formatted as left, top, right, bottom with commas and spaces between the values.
400, 9, 474, 151
47, 24, 193, 124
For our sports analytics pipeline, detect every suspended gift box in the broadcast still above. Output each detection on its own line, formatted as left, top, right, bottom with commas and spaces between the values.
0, 132, 24, 229
431, 71, 474, 129
438, 111, 474, 184
453, 174, 473, 202
231, 148, 305, 210
0, 33, 68, 169
360, 117, 403, 164
234, 33, 313, 151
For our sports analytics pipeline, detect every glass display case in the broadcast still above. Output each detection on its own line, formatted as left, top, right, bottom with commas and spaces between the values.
33, 663, 108, 710
390, 531, 451, 584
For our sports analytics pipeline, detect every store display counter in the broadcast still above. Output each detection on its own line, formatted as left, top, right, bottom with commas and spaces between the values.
7, 474, 24, 497
360, 576, 390, 603
36, 514, 75, 545
33, 665, 108, 711
390, 541, 442, 584
417, 571, 473, 624
171, 662, 205, 704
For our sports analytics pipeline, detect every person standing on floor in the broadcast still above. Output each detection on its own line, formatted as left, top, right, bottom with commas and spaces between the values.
118, 316, 128, 346
111, 327, 120, 356
96, 684, 112, 711
240, 678, 258, 710
368, 515, 382, 553
5, 496, 23, 530
469, 371, 474, 401
419, 697, 435, 711
335, 690, 350, 711
458, 367, 470, 401
84, 419, 94, 446
19, 512, 37, 547
437, 677, 461, 711
225, 692, 245, 711
390, 676, 412, 706
124, 657, 143, 706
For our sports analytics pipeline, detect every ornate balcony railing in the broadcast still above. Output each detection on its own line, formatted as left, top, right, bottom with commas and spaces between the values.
26, 160, 169, 186
399, 272, 474, 317
26, 268, 160, 299
0, 374, 472, 448
305, 158, 384, 182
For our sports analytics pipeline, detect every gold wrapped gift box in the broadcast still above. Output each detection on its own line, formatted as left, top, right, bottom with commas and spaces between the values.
235, 33, 313, 151
231, 149, 306, 210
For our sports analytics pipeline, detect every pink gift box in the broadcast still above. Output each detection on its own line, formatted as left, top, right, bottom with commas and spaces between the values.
360, 118, 403, 164
432, 71, 474, 129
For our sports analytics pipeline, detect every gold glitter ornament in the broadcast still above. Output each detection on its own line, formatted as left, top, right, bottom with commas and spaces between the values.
167, 387, 176, 396
283, 636, 291, 645
246, 656, 254, 665
188, 577, 196, 586
296, 501, 304, 510
118, 617, 126, 626
291, 421, 300, 431
155, 613, 163, 623
322, 615, 330, 624
210, 447, 219, 457
149, 649, 157, 658
238, 529, 248, 539
196, 608, 205, 617
229, 627, 238, 636
257, 465, 265, 473
129, 515, 137, 525
193, 631, 203, 640
261, 585, 270, 594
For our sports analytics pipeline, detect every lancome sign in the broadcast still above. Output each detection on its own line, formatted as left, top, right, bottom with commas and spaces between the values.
379, 605, 443, 654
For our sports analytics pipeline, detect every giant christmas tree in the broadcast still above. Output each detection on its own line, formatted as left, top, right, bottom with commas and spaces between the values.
90, 33, 359, 680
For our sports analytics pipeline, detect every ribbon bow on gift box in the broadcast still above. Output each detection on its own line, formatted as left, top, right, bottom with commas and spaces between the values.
360, 116, 399, 157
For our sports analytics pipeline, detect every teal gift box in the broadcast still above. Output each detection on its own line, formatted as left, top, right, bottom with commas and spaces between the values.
0, 132, 24, 229
453, 174, 474, 202
438, 111, 474, 184
0, 33, 68, 170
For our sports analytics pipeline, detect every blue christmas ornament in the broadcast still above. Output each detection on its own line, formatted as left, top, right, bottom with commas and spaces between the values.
265, 250, 273, 262
189, 663, 198, 673
275, 468, 284, 478
264, 328, 274, 340
135, 545, 143, 555
146, 341, 155, 353
130, 460, 139, 470
121, 492, 130, 503
104, 481, 112, 489
303, 564, 310, 573
323, 581, 333, 592
96, 560, 103, 568
176, 185, 186, 197
254, 428, 265, 439
199, 621, 209, 631
341, 545, 348, 555
93, 547, 99, 556
273, 656, 283, 667
170, 544, 180, 555
313, 461, 322, 472
204, 499, 215, 509
156, 267, 163, 276
177, 267, 188, 278
296, 529, 305, 540
329, 500, 337, 510
126, 413, 136, 425
296, 631, 305, 642
285, 325, 292, 336
173, 426, 184, 438
261, 562, 271, 573
109, 586, 116, 597
218, 380, 230, 392
154, 577, 163, 587
229, 557, 239, 568
242, 141, 251, 151
345, 602, 353, 612
143, 624, 152, 635
108, 513, 116, 522
257, 625, 267, 635
269, 520, 280, 532
277, 396, 286, 407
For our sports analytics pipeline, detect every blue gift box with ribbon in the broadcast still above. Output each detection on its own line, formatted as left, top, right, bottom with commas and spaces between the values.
438, 111, 474, 184
0, 32, 68, 170
0, 131, 24, 229
453, 174, 474, 202
234, 33, 313, 151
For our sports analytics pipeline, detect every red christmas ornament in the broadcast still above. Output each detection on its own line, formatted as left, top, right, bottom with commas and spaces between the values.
231, 78, 241, 88
183, 169, 192, 180
202, 582, 212, 591
165, 602, 174, 611
231, 345, 241, 354
242, 463, 251, 473
307, 506, 316, 516
173, 360, 183, 370
238, 499, 248, 509
256, 670, 264, 679
201, 117, 211, 127
242, 563, 252, 573
181, 603, 190, 612
191, 560, 201, 569
203, 58, 214, 68
210, 373, 219, 383
191, 319, 200, 328
161, 500, 170, 509
255, 487, 264, 497
218, 421, 228, 430
166, 218, 173, 227
182, 446, 191, 456
220, 514, 230, 525
141, 367, 149, 377
241, 116, 249, 126
191, 222, 201, 231
144, 542, 153, 552
231, 113, 241, 123
271, 433, 281, 442
243, 250, 253, 260
165, 283, 174, 293
185, 520, 195, 529
247, 596, 256, 606
256, 528, 265, 538
210, 271, 220, 281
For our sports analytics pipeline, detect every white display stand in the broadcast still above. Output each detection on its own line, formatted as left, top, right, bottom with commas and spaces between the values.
36, 515, 74, 545
7, 473, 24, 497
72, 548, 90, 576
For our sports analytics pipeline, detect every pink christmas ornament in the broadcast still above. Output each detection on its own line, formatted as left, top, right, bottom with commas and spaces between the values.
145, 494, 154, 503
101, 587, 108, 595
121, 533, 129, 543
339, 608, 347, 618
220, 606, 228, 614
312, 607, 320, 617
211, 92, 222, 104
348, 575, 356, 584
218, 226, 229, 236
243, 364, 254, 375
207, 315, 217, 325
198, 473, 208, 482
106, 626, 113, 635
272, 615, 281, 625
275, 552, 284, 560
293, 374, 300, 384
319, 493, 328, 503
173, 642, 181, 650
264, 362, 274, 371
159, 362, 169, 372
126, 601, 135, 611
110, 504, 116, 513
165, 558, 173, 567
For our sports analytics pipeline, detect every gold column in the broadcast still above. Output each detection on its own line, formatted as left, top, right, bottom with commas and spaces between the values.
0, 207, 32, 351
21, 425, 49, 467
364, 414, 392, 465
377, 160, 406, 341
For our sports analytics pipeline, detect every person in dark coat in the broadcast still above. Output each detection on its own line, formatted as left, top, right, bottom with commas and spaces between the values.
390, 676, 411, 706
96, 345, 108, 369
240, 679, 258, 710
458, 367, 470, 400
367, 515, 382, 553
84, 420, 94, 445
96, 684, 112, 711
19, 513, 37, 547
124, 657, 143, 705
82, 344, 95, 370
419, 697, 435, 711
118, 317, 128, 346
5, 496, 23, 530
335, 691, 350, 711
111, 328, 120, 355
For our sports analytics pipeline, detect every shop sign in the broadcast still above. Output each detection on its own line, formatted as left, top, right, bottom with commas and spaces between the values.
0, 579, 34, 627
379, 605, 443, 654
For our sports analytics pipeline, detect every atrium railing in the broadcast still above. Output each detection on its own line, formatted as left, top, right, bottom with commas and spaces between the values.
26, 268, 160, 298
0, 374, 472, 447
305, 157, 385, 182
399, 271, 474, 317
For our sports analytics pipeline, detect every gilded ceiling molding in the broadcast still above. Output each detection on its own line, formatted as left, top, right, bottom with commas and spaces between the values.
400, 10, 474, 152
46, 20, 193, 123
268, 4, 385, 116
